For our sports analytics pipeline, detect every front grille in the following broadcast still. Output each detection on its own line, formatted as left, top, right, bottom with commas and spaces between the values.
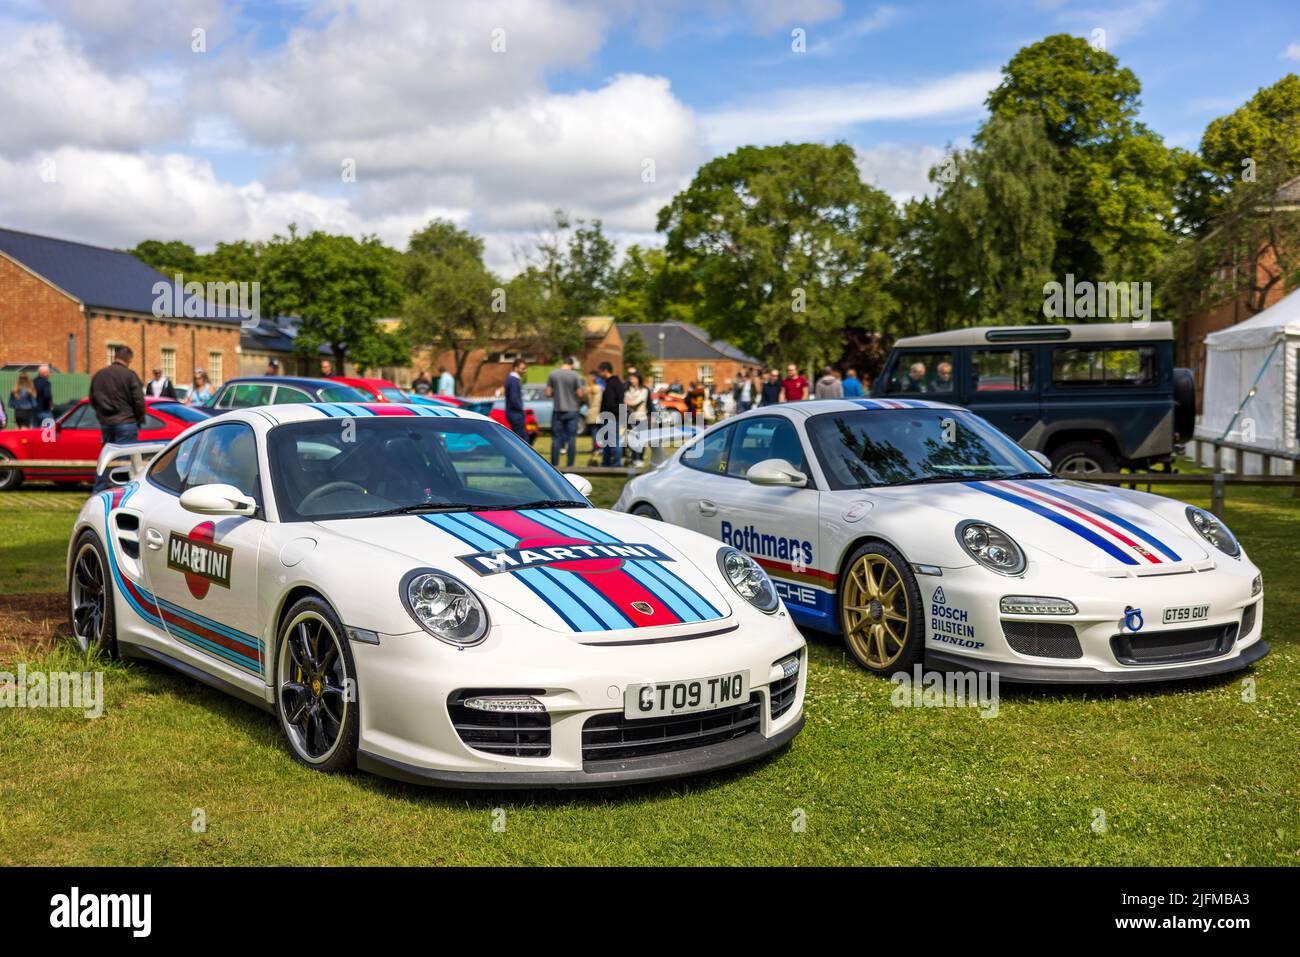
447, 690, 550, 758
582, 694, 761, 763
769, 657, 800, 720
1111, 623, 1238, 666
1002, 621, 1083, 659
1240, 602, 1258, 638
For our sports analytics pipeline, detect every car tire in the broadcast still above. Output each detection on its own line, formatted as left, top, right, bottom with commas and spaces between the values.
837, 540, 924, 676
274, 595, 360, 774
631, 503, 663, 521
0, 449, 23, 491
1049, 441, 1117, 477
68, 530, 119, 658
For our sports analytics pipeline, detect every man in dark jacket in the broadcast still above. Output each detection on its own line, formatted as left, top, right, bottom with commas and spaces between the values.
597, 361, 624, 467
503, 358, 528, 441
34, 364, 54, 426
90, 345, 146, 493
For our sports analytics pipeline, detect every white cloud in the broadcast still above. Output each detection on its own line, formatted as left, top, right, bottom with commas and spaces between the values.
700, 69, 999, 150
738, 0, 843, 33
0, 20, 182, 155
854, 142, 955, 204
1055, 0, 1168, 49
1284, 41, 1300, 61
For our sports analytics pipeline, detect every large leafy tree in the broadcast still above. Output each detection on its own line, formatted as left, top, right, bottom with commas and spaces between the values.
986, 34, 1182, 278
1177, 74, 1300, 236
259, 226, 406, 371
658, 142, 897, 367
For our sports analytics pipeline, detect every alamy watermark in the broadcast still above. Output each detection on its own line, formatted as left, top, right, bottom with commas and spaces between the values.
890, 665, 999, 718
152, 274, 260, 327
0, 664, 104, 718
1043, 274, 1151, 323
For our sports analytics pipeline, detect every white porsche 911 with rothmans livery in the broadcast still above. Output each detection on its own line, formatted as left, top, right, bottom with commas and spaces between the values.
67, 402, 805, 787
616, 399, 1266, 684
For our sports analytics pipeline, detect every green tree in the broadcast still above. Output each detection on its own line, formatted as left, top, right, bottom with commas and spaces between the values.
658, 142, 897, 367
259, 226, 406, 371
620, 330, 654, 375
986, 34, 1182, 278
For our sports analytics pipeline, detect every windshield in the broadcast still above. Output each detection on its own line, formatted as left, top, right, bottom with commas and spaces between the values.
267, 416, 587, 521
378, 387, 407, 402
318, 385, 367, 402
806, 408, 1049, 489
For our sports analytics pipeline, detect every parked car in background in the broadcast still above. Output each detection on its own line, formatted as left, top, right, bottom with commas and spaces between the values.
872, 322, 1196, 476
413, 393, 539, 442
207, 376, 367, 410
0, 397, 210, 490
324, 376, 409, 403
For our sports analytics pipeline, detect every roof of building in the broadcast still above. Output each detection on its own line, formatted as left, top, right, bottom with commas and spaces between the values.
0, 226, 245, 323
616, 321, 760, 365
239, 315, 332, 355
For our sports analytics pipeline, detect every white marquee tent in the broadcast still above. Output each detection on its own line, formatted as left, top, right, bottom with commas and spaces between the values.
1196, 287, 1300, 474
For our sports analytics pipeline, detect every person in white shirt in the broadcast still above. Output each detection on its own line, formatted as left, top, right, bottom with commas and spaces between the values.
147, 367, 176, 399
436, 367, 456, 396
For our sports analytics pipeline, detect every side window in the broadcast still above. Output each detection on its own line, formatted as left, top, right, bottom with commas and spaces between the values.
148, 435, 199, 493
182, 424, 261, 499
273, 386, 313, 404
142, 413, 165, 431
727, 417, 806, 478
1052, 346, 1157, 387
972, 349, 1034, 392
886, 352, 955, 394
681, 425, 732, 474
226, 383, 274, 408
64, 404, 99, 429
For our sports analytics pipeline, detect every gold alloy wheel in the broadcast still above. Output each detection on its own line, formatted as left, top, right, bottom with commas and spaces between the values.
841, 553, 911, 669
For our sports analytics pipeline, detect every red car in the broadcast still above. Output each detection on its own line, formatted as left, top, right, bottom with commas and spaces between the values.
0, 397, 210, 491
325, 376, 409, 403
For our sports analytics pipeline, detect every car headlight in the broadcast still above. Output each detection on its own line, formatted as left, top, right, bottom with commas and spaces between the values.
399, 569, 489, 646
956, 520, 1026, 576
716, 547, 780, 613
1185, 506, 1241, 558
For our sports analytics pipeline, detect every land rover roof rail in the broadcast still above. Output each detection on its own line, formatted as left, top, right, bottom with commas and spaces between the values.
892, 321, 1173, 349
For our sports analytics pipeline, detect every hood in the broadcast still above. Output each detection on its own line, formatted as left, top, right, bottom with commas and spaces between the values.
316, 507, 733, 639
868, 478, 1208, 574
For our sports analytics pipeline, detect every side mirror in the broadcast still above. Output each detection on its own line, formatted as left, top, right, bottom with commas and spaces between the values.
1028, 450, 1052, 471
180, 483, 257, 516
746, 458, 808, 488
564, 473, 593, 497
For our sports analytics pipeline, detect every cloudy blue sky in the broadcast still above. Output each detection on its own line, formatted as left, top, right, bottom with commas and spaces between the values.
2, 0, 1297, 272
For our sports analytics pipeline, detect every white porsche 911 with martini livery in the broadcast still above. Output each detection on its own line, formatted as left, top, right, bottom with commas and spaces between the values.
616, 399, 1266, 684
67, 402, 805, 787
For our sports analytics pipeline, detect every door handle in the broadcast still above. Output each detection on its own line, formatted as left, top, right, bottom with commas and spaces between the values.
697, 500, 717, 516
145, 528, 165, 550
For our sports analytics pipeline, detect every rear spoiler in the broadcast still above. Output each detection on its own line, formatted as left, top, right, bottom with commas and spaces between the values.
96, 441, 170, 480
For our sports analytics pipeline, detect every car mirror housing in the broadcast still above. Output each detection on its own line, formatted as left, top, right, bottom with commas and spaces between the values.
1028, 450, 1052, 471
564, 473, 594, 497
179, 483, 257, 516
746, 458, 808, 488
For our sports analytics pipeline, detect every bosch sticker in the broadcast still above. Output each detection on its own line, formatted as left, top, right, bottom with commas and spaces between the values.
929, 586, 984, 650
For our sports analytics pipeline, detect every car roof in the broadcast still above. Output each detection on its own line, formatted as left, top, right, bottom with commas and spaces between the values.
892, 321, 1173, 349
721, 398, 962, 422
217, 375, 345, 389
328, 376, 399, 388
220, 401, 493, 427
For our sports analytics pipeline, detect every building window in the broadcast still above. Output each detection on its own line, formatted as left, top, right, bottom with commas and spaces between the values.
161, 347, 176, 382
698, 363, 714, 385
208, 351, 224, 386
650, 363, 664, 389
106, 342, 124, 368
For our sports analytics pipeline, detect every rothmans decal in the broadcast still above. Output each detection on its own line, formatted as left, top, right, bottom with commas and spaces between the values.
460, 542, 671, 575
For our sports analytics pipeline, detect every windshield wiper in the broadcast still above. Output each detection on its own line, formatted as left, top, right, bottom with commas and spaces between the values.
472, 499, 590, 511
359, 503, 472, 517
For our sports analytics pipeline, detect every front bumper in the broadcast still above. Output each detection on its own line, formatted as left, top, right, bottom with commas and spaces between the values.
349, 611, 807, 788
921, 558, 1266, 683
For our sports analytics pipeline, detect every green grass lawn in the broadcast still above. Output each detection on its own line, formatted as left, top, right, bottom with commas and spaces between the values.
1, 474, 1297, 866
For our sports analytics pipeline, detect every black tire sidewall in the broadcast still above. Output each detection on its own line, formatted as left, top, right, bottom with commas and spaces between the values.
69, 529, 118, 658
0, 450, 22, 491
838, 540, 925, 676
632, 503, 663, 521
274, 595, 360, 774
1050, 441, 1117, 475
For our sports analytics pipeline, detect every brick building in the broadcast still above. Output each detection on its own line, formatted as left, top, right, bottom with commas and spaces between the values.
0, 227, 241, 387
617, 321, 760, 391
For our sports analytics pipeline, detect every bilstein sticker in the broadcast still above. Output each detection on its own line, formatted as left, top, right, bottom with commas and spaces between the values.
168, 523, 233, 598
929, 586, 984, 650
